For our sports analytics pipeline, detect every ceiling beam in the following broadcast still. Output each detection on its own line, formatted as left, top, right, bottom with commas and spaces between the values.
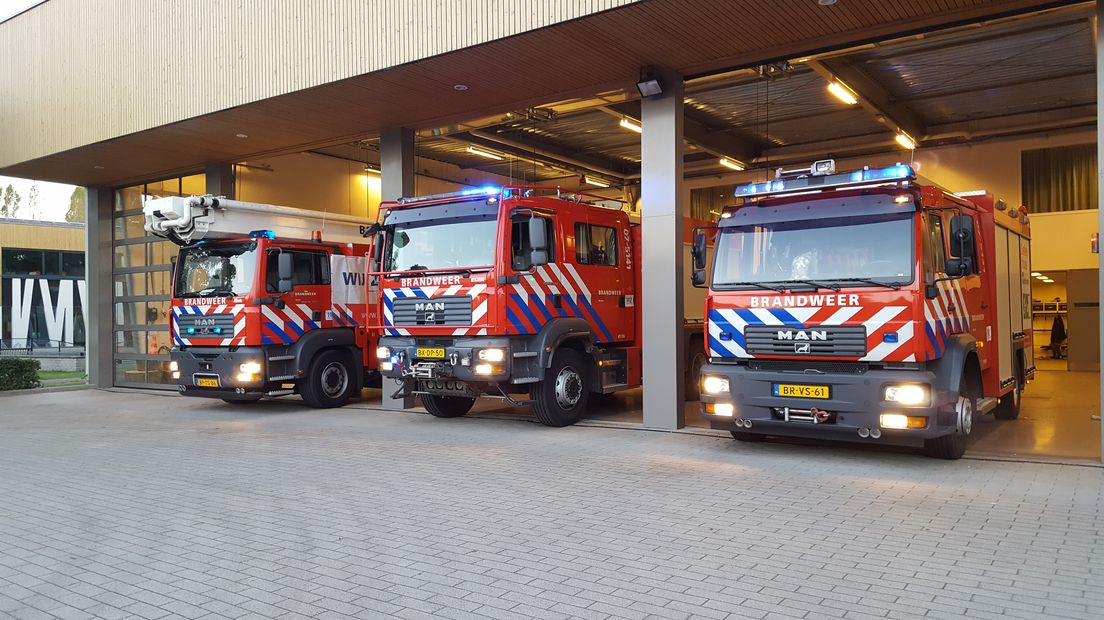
597, 104, 762, 166
462, 129, 635, 181
807, 57, 927, 142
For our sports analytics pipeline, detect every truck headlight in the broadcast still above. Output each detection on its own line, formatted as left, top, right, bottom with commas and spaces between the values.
884, 384, 929, 406
380, 361, 393, 372
239, 361, 262, 375
376, 346, 390, 359
474, 363, 501, 376
478, 348, 506, 363
702, 376, 730, 395
169, 360, 179, 372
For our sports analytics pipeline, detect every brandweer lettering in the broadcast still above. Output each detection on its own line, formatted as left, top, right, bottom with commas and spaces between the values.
749, 294, 860, 307
180, 297, 227, 305
399, 275, 463, 287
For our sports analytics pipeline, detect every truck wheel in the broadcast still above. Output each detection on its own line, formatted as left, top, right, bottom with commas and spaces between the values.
924, 384, 975, 460
531, 348, 589, 427
994, 364, 1023, 420
421, 394, 475, 418
684, 340, 706, 401
730, 431, 766, 442
300, 349, 353, 408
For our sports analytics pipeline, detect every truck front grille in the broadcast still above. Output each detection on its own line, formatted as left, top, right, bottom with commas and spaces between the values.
174, 313, 236, 335
391, 295, 473, 326
744, 325, 867, 357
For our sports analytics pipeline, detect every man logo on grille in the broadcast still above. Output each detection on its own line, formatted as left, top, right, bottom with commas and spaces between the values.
794, 342, 811, 354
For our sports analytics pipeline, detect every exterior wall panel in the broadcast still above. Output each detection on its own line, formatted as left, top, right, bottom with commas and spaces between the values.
0, 0, 635, 169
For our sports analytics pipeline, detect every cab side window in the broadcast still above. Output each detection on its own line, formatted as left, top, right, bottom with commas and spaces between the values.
574, 223, 619, 266
511, 216, 554, 271
266, 250, 331, 292
929, 214, 948, 275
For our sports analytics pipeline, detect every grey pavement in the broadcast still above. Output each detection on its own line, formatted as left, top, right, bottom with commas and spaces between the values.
0, 388, 1100, 620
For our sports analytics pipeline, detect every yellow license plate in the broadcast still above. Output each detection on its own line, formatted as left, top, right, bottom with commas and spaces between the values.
196, 376, 220, 388
416, 347, 445, 359
773, 383, 829, 399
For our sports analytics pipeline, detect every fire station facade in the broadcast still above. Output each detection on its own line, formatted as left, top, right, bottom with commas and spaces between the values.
0, 0, 1099, 440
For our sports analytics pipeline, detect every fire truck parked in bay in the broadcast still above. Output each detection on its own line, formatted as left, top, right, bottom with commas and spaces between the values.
692, 161, 1032, 459
144, 196, 379, 407
371, 186, 706, 427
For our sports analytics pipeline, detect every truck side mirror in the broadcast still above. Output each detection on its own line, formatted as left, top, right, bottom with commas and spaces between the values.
691, 231, 707, 287
277, 252, 294, 293
529, 216, 549, 267
945, 214, 976, 277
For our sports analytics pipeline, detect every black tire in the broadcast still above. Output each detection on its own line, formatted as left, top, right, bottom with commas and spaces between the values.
300, 349, 354, 408
994, 363, 1023, 420
731, 431, 766, 442
221, 397, 260, 404
684, 339, 707, 401
924, 377, 976, 459
531, 348, 590, 427
421, 394, 475, 418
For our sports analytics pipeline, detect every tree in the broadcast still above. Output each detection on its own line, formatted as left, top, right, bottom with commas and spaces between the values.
1, 184, 20, 218
66, 187, 87, 223
27, 183, 39, 218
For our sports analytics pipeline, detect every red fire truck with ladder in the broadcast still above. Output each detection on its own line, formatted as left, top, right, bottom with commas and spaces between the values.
691, 160, 1032, 459
144, 196, 379, 407
370, 186, 706, 427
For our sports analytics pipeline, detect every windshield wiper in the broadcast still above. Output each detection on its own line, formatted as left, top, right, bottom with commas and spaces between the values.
386, 267, 491, 280
826, 277, 903, 290
780, 279, 841, 292
194, 287, 234, 297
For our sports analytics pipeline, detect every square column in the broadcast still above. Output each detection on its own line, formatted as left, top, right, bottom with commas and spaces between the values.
1096, 0, 1103, 462
85, 187, 114, 388
640, 70, 686, 429
380, 127, 416, 410
205, 163, 235, 199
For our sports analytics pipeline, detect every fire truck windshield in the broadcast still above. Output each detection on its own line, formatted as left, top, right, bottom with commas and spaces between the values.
385, 215, 497, 273
712, 213, 914, 289
174, 243, 259, 297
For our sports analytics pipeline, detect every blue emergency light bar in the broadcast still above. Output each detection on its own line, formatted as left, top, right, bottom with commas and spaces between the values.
735, 164, 914, 199
396, 186, 501, 204
249, 229, 276, 239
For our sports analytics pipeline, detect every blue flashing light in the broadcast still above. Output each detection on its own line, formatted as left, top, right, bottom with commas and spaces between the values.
186, 327, 196, 335
734, 164, 915, 199
249, 229, 276, 239
883, 332, 899, 344
213, 327, 223, 335
460, 185, 500, 196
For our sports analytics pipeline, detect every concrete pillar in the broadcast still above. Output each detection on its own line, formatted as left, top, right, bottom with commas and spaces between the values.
85, 186, 114, 388
205, 163, 235, 199
640, 69, 686, 429
380, 127, 416, 409
1096, 0, 1103, 462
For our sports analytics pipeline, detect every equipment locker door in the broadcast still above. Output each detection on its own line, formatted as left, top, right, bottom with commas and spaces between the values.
994, 227, 1013, 387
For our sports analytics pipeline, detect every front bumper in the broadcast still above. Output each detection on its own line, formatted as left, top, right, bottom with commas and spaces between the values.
173, 347, 270, 399
377, 336, 514, 386
699, 362, 958, 446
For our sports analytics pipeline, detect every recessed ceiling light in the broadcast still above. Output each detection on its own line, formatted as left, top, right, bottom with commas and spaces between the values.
818, 0, 838, 5
93, 165, 104, 170
235, 133, 248, 138
453, 84, 469, 91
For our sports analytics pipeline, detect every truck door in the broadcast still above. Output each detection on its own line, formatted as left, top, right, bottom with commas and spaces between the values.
262, 248, 331, 343
567, 218, 631, 343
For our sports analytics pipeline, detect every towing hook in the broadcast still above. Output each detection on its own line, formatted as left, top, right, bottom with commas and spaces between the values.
810, 407, 831, 423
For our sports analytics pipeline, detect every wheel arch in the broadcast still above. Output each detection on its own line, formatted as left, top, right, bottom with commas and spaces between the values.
289, 328, 363, 392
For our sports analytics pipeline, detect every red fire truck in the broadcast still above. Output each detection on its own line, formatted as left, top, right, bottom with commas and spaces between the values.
371, 186, 705, 427
692, 161, 1032, 459
144, 196, 379, 407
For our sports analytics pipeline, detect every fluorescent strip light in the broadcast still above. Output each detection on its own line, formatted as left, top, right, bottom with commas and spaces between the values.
719, 157, 745, 171
466, 146, 503, 160
584, 176, 610, 188
1031, 272, 1041, 276
619, 117, 642, 133
895, 132, 917, 150
827, 81, 858, 105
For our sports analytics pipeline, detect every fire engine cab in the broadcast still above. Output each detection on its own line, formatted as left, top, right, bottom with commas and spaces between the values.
372, 186, 705, 427
144, 196, 379, 407
692, 161, 1033, 459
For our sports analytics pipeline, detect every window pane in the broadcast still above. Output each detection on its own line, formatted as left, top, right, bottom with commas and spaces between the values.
2, 249, 45, 275
114, 214, 149, 240
114, 244, 148, 269
574, 223, 589, 264
181, 173, 205, 196
61, 252, 86, 277
589, 225, 618, 266
115, 185, 143, 212
114, 273, 146, 297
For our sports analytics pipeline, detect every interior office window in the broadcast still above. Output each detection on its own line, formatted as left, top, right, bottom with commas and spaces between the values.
266, 250, 330, 292
511, 216, 554, 271
574, 223, 619, 266
1022, 143, 1097, 213
2, 249, 45, 275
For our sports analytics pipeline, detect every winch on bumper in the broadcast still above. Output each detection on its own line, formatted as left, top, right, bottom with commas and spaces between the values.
172, 346, 271, 400
698, 361, 960, 445
377, 336, 515, 393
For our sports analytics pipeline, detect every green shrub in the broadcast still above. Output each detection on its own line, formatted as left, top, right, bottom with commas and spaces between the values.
0, 358, 41, 391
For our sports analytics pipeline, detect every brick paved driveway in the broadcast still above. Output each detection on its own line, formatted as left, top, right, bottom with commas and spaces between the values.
0, 389, 1100, 619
